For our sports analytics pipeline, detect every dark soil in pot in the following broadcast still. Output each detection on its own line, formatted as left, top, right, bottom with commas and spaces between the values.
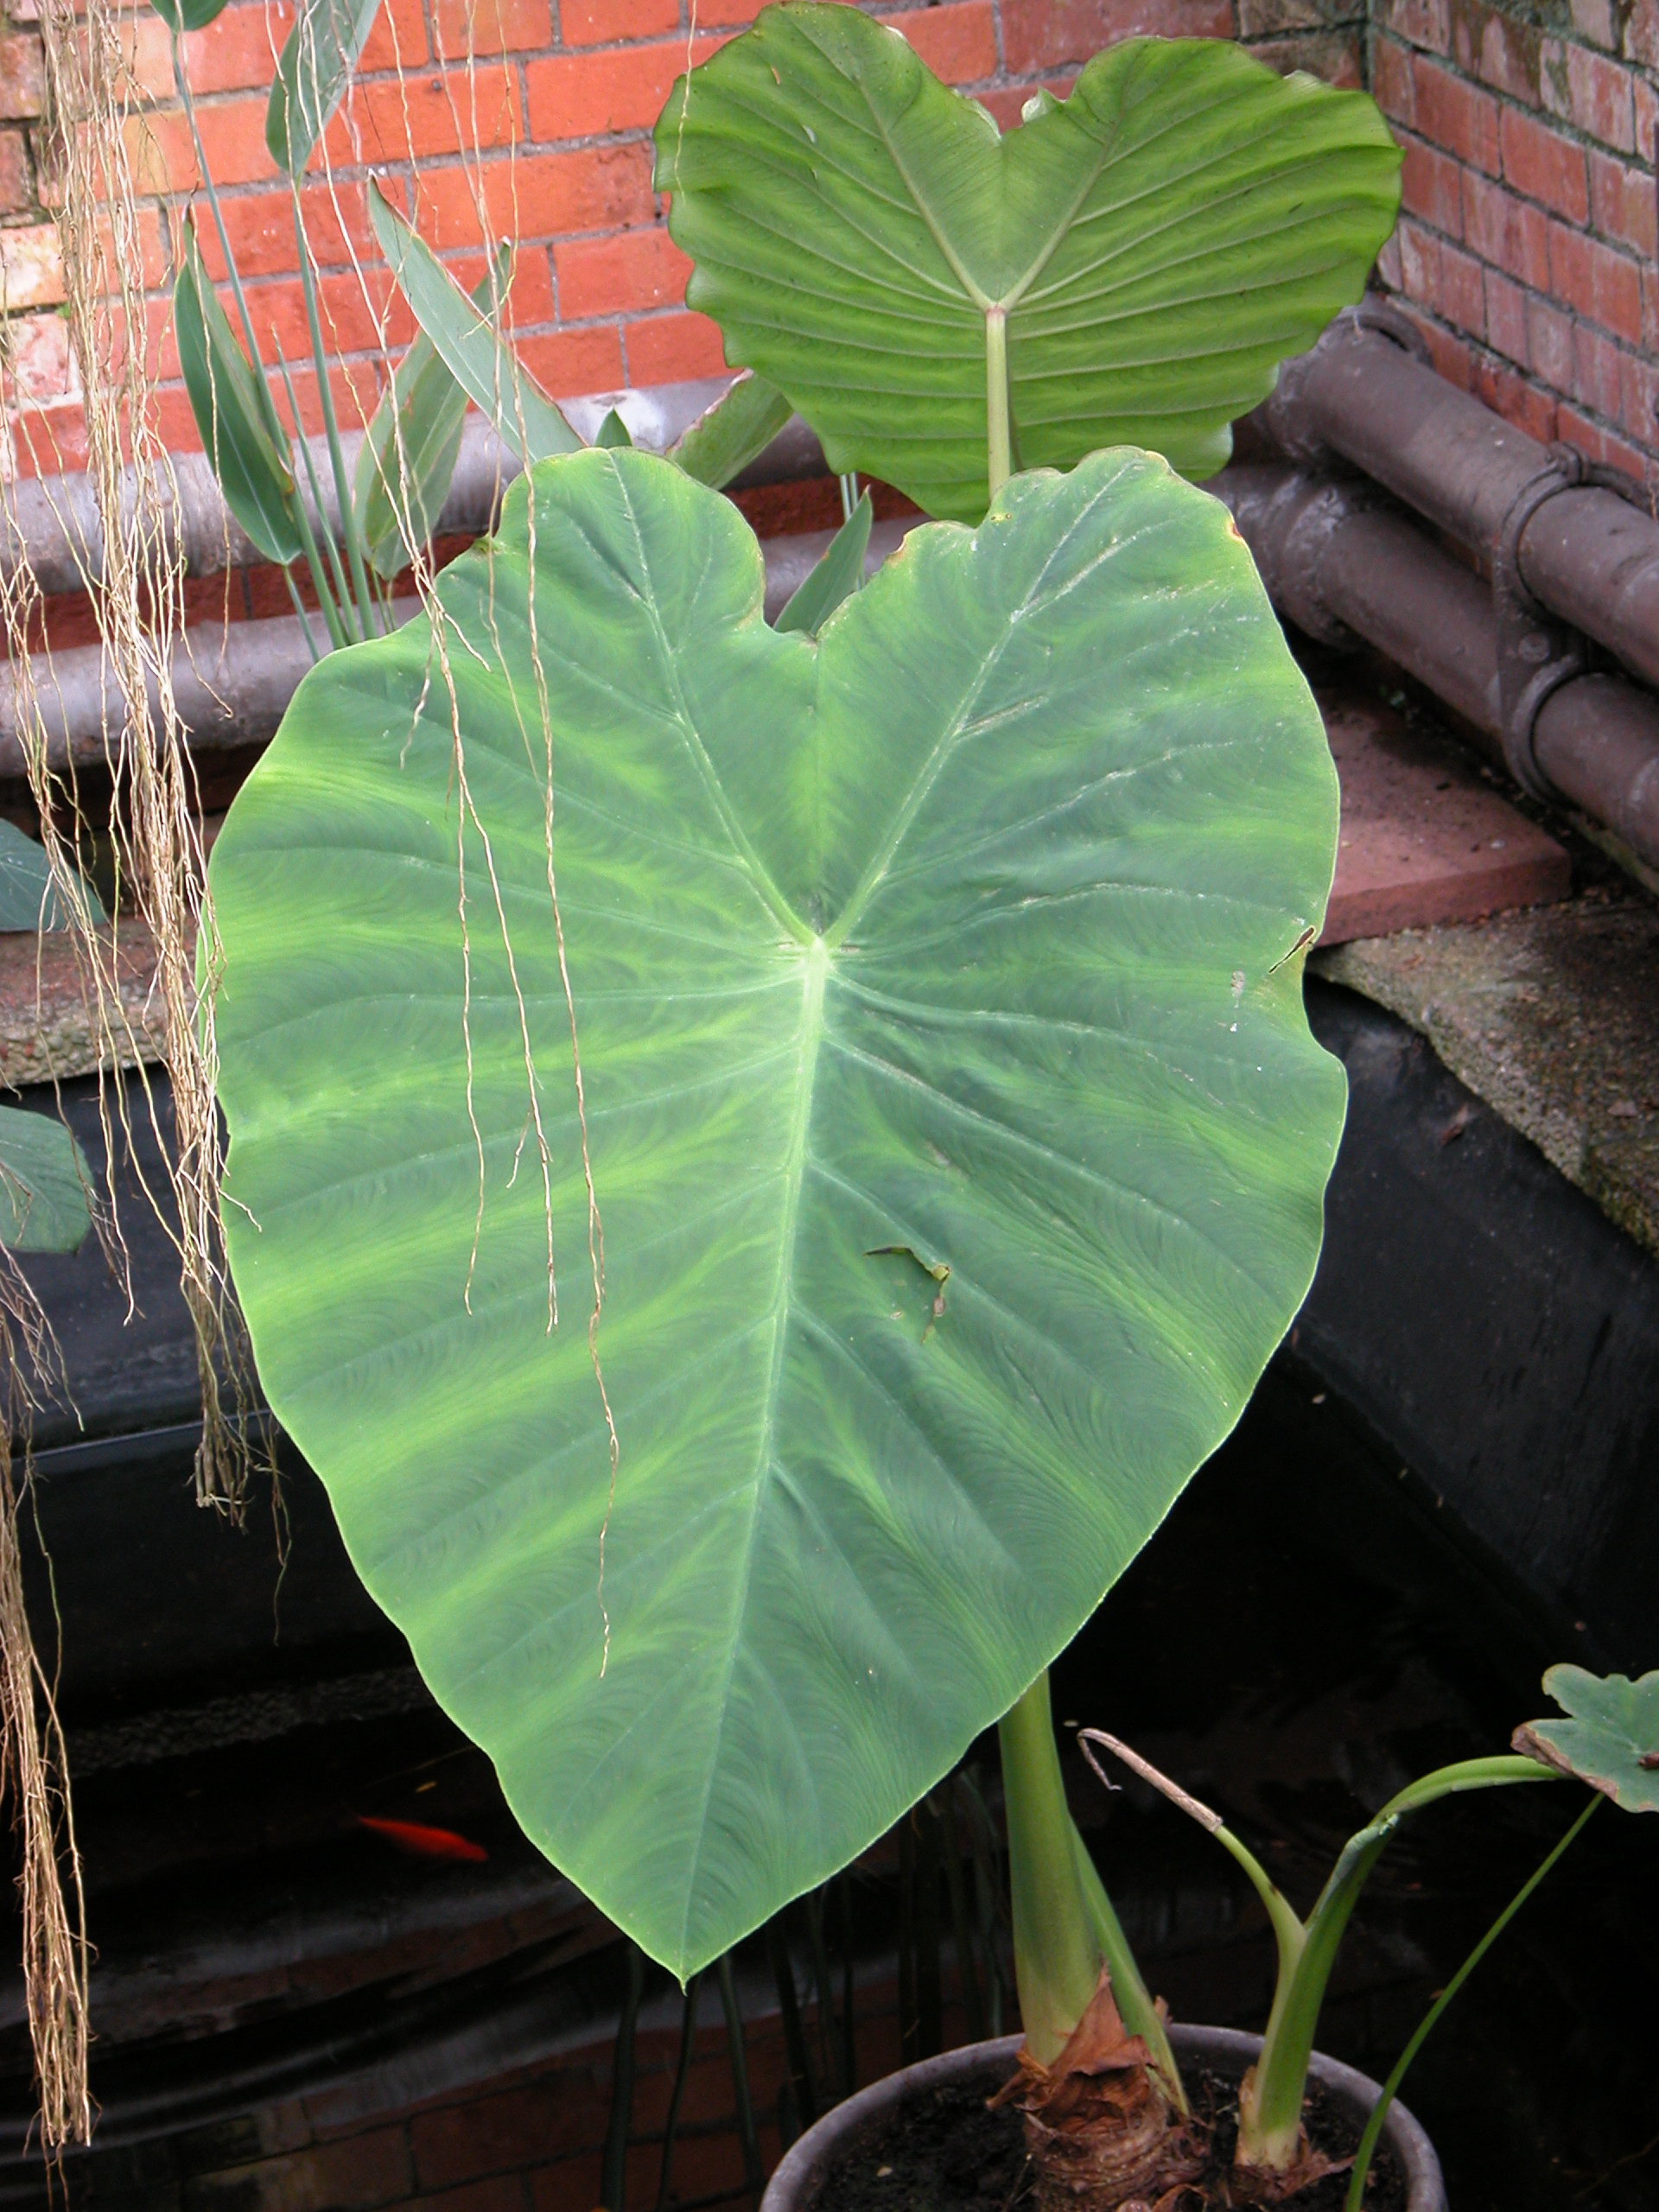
801, 2056, 1408, 2212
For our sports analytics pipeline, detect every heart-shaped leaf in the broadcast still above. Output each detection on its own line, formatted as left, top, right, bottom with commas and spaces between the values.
267, 0, 385, 178
655, 9, 1402, 518
1514, 1666, 1659, 1813
207, 447, 1344, 1973
0, 1105, 90, 1255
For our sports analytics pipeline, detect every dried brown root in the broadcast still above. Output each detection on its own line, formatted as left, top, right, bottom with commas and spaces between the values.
993, 1969, 1209, 2210
1226, 2138, 1351, 2206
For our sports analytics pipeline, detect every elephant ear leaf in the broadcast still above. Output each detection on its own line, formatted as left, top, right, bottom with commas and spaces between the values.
0, 1106, 90, 1255
1514, 1667, 1659, 1813
267, 0, 385, 177
0, 821, 105, 931
174, 219, 306, 565
207, 444, 1344, 1977
655, 7, 1402, 518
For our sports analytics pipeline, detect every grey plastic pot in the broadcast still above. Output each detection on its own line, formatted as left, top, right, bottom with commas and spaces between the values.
760, 2024, 1446, 2211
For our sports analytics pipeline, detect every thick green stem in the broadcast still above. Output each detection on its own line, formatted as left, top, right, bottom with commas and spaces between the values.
1000, 1671, 1103, 2063
1240, 1755, 1560, 2171
985, 306, 1012, 503
1001, 1669, 1188, 2115
1343, 1794, 1599, 2212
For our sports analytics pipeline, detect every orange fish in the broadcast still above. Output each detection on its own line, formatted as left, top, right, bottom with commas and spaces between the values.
354, 1814, 488, 1862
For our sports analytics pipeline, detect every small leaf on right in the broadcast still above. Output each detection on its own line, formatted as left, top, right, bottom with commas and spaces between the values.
1513, 1666, 1659, 1812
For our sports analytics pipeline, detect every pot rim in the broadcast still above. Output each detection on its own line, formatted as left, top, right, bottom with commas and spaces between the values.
760, 2023, 1446, 2212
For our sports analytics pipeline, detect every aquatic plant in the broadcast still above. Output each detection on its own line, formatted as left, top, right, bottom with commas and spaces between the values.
194, 4, 1407, 2199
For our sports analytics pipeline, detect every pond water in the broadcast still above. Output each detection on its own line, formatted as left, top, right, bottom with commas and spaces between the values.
1, 1353, 1651, 2209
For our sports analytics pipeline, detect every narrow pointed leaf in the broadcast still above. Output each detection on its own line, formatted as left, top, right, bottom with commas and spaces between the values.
655, 7, 1402, 518
355, 247, 509, 578
1515, 1667, 1659, 1813
667, 371, 791, 489
207, 447, 1345, 1975
174, 222, 306, 565
594, 407, 634, 450
774, 489, 870, 636
267, 0, 385, 177
0, 1105, 90, 1254
149, 0, 231, 31
369, 184, 582, 467
0, 821, 105, 931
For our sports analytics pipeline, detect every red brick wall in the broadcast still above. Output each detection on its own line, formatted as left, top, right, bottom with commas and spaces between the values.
0, 0, 1366, 480
1371, 0, 1658, 485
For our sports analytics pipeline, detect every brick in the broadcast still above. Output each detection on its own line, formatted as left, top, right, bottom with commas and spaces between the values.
1624, 0, 1659, 69
1644, 265, 1659, 354
1541, 38, 1636, 151
1570, 0, 1617, 45
359, 0, 434, 71
1462, 168, 1549, 284
0, 31, 42, 121
0, 220, 60, 308
2, 308, 73, 404
322, 65, 524, 168
1573, 321, 1625, 417
1500, 105, 1590, 220
555, 225, 690, 317
1400, 132, 1464, 234
1371, 35, 1415, 125
525, 37, 726, 143
528, 2156, 600, 2212
881, 1, 998, 83
189, 2127, 413, 2211
430, 0, 551, 61
1548, 219, 1643, 340
407, 2182, 527, 2212
1620, 348, 1659, 448
1438, 238, 1486, 333
513, 322, 626, 396
1474, 355, 1557, 442
561, 0, 680, 40
1376, 0, 1449, 54
1376, 230, 1404, 288
1411, 54, 1500, 173
1001, 0, 1233, 73
414, 144, 655, 251
1396, 215, 1441, 303
1637, 73, 1657, 163
0, 126, 29, 214
1588, 151, 1659, 258
1463, 9, 1541, 106
1246, 31, 1363, 86
1483, 267, 1529, 362
623, 307, 728, 385
10, 396, 89, 476
126, 96, 274, 194
1525, 293, 1574, 386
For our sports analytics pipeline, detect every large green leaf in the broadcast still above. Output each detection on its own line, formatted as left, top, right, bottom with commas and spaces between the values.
0, 1105, 90, 1254
208, 447, 1344, 1974
369, 185, 582, 470
267, 0, 385, 177
1515, 1667, 1659, 1813
175, 219, 306, 567
655, 10, 1402, 518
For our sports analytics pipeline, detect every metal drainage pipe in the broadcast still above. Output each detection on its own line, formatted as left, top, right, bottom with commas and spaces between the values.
1214, 461, 1659, 876
1264, 307, 1659, 696
0, 378, 829, 598
0, 518, 912, 779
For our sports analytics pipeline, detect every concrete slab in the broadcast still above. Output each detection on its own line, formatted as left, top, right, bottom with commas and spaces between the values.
1314, 890, 1659, 1256
1319, 695, 1571, 944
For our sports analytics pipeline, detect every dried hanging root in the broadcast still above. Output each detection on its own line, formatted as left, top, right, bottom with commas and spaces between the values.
0, 1271, 89, 2152
22, 0, 269, 1520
